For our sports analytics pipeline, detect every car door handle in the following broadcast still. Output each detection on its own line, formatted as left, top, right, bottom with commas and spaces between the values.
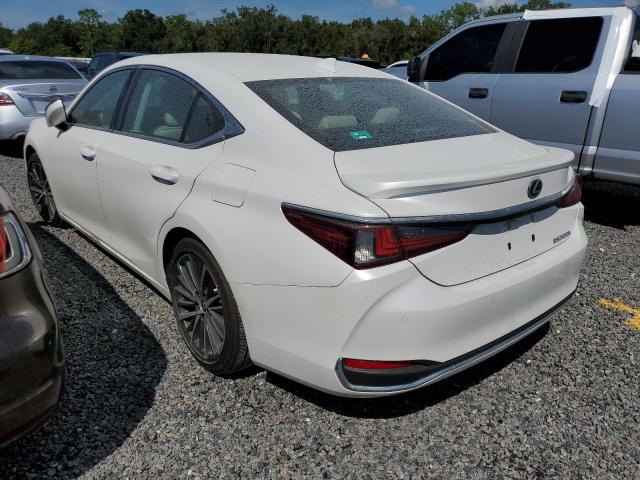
80, 147, 96, 161
468, 88, 489, 99
560, 90, 587, 103
149, 165, 180, 185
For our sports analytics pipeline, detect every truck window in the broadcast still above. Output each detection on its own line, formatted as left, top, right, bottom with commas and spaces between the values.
425, 23, 507, 81
624, 15, 640, 73
515, 17, 603, 74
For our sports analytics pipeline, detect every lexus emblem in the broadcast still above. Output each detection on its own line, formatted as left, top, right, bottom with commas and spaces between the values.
527, 178, 543, 199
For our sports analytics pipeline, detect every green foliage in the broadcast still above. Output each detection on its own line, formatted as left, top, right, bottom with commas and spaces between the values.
2, 1, 571, 63
0, 23, 13, 48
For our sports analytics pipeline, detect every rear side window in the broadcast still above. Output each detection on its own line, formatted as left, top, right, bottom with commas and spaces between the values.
121, 70, 198, 142
68, 70, 131, 128
624, 15, 640, 73
247, 77, 493, 152
0, 60, 82, 80
425, 23, 507, 81
182, 94, 225, 143
515, 17, 603, 73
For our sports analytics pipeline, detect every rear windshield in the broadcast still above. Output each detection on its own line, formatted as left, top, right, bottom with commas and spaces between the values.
246, 77, 492, 151
0, 61, 81, 80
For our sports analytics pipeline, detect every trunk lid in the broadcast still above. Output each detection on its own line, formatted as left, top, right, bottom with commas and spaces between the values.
0, 80, 86, 116
334, 132, 577, 285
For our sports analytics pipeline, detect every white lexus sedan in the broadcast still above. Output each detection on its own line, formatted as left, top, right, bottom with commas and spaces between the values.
24, 53, 587, 397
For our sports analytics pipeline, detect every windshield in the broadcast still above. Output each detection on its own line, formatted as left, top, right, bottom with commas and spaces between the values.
246, 77, 493, 152
0, 61, 82, 80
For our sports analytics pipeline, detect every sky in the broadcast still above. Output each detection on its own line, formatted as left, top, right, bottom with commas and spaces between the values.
1, 0, 636, 29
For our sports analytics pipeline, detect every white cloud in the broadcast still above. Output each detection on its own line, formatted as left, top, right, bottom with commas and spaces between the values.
624, 0, 640, 7
373, 0, 398, 9
372, 0, 415, 16
398, 4, 416, 15
475, 0, 516, 8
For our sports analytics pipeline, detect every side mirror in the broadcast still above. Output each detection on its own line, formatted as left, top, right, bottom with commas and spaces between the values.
407, 56, 422, 82
45, 99, 67, 129
632, 40, 640, 58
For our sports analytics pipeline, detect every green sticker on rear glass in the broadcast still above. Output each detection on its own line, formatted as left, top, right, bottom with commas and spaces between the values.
350, 130, 372, 140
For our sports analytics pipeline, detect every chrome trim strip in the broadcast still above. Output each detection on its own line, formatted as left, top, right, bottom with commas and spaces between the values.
393, 185, 570, 225
336, 291, 574, 394
0, 212, 33, 279
283, 180, 573, 226
281, 202, 392, 224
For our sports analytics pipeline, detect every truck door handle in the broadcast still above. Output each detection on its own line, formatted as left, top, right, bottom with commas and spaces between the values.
560, 90, 587, 103
468, 88, 489, 99
80, 147, 96, 161
149, 165, 179, 185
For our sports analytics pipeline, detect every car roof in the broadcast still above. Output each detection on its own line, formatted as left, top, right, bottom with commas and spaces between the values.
115, 53, 392, 82
0, 55, 71, 63
465, 5, 632, 26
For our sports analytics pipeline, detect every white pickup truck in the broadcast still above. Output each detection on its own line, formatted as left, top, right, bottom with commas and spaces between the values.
407, 7, 640, 185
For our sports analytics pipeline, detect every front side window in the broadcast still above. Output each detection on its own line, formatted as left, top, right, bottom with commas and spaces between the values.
515, 17, 603, 73
0, 60, 82, 80
425, 23, 507, 81
68, 70, 131, 128
247, 77, 493, 152
121, 70, 198, 142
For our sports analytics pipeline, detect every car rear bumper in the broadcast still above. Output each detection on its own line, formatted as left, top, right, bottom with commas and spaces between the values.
0, 249, 64, 448
335, 291, 572, 393
0, 105, 32, 140
234, 207, 587, 397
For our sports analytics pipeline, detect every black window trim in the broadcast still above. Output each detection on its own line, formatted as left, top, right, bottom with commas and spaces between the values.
66, 64, 244, 149
503, 16, 606, 75
421, 20, 515, 82
622, 13, 640, 75
113, 65, 244, 150
66, 67, 136, 132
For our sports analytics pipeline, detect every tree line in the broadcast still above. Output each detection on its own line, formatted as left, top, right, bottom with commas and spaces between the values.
0, 1, 569, 64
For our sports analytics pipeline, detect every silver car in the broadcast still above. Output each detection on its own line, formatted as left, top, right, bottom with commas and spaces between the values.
0, 56, 87, 140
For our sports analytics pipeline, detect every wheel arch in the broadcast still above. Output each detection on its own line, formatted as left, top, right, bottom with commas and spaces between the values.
161, 227, 206, 272
24, 144, 36, 164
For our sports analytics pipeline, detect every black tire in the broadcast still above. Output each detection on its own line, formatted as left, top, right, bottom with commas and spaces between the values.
168, 238, 251, 375
26, 152, 64, 227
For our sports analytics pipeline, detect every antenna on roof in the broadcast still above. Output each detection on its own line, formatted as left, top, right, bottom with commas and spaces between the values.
317, 57, 337, 73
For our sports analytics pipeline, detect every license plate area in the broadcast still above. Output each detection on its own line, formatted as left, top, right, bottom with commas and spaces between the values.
410, 206, 575, 286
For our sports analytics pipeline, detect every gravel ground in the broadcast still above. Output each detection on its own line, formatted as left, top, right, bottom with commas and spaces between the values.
0, 141, 638, 479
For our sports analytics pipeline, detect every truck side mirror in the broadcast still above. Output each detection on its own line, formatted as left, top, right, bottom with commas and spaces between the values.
632, 40, 640, 58
407, 56, 423, 82
45, 99, 67, 129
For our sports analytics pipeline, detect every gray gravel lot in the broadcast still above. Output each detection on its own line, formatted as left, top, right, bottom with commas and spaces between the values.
0, 141, 638, 479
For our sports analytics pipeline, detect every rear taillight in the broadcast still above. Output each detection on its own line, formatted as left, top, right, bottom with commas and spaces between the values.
0, 93, 15, 106
282, 205, 470, 269
556, 175, 582, 208
0, 212, 32, 278
343, 359, 416, 370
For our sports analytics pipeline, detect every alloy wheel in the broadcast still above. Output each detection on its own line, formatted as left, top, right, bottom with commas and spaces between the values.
172, 252, 225, 361
27, 161, 57, 222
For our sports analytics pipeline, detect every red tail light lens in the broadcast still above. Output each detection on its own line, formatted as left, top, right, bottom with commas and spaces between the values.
0, 93, 15, 106
396, 225, 471, 258
282, 205, 470, 269
0, 212, 32, 278
557, 175, 582, 208
343, 359, 415, 370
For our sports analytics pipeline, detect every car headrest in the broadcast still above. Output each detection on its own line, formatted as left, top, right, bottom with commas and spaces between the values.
164, 112, 179, 127
318, 115, 357, 129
